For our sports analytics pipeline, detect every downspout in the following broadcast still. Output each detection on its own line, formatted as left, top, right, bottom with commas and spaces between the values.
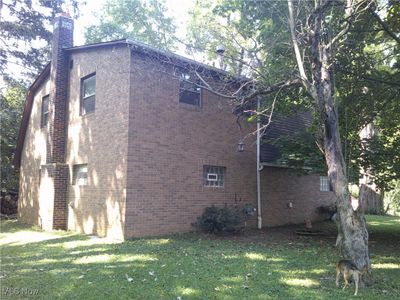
257, 97, 262, 229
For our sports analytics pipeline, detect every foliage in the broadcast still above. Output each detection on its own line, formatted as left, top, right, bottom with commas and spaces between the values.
270, 129, 326, 173
385, 180, 400, 213
0, 0, 80, 82
335, 1, 400, 191
1, 216, 399, 299
85, 0, 176, 50
0, 83, 26, 193
187, 0, 399, 196
194, 205, 242, 234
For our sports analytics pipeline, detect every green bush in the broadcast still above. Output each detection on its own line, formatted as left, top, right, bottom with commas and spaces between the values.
195, 205, 242, 234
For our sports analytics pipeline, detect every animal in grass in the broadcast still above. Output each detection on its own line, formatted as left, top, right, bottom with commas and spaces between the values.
336, 259, 368, 296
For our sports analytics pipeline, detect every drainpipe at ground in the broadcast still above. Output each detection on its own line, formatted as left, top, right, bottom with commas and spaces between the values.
257, 97, 262, 229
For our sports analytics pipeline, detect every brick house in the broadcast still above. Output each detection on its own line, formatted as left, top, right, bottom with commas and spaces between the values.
15, 14, 335, 240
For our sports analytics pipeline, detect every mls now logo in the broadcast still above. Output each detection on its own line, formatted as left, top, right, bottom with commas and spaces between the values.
3, 287, 39, 296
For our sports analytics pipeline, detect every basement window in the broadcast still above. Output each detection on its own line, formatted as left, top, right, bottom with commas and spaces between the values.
73, 164, 88, 186
320, 176, 331, 192
204, 165, 225, 187
179, 73, 201, 106
81, 73, 96, 115
41, 95, 49, 128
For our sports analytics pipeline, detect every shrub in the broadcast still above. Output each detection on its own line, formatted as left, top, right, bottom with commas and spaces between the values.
195, 205, 242, 234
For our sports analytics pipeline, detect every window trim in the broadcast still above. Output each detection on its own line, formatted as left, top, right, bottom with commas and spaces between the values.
80, 73, 96, 115
72, 164, 88, 186
320, 176, 331, 192
40, 95, 49, 128
178, 72, 202, 107
204, 165, 225, 187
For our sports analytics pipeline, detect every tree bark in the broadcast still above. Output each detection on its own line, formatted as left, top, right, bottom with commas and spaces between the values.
287, 0, 371, 271
319, 51, 370, 272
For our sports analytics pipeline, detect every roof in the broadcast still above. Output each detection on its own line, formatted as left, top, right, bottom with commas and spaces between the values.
14, 39, 245, 168
65, 39, 247, 80
260, 111, 312, 163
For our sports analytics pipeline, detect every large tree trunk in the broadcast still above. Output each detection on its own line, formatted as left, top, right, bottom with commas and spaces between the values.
324, 108, 371, 270
320, 50, 370, 271
287, 0, 371, 272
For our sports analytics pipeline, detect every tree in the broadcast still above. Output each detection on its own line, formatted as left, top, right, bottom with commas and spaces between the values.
0, 82, 26, 193
85, 0, 176, 50
0, 0, 79, 82
1, 0, 81, 194
335, 1, 400, 214
184, 0, 400, 272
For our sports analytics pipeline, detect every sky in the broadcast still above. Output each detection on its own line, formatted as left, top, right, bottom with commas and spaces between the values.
1, 0, 196, 87
74, 0, 195, 52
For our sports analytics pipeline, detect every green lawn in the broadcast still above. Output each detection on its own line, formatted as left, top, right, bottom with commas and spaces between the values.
1, 215, 399, 299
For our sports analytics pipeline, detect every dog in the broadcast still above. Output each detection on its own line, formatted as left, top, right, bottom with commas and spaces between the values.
336, 260, 368, 296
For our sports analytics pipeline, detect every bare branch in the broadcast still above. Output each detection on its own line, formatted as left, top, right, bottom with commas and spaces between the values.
287, 0, 309, 83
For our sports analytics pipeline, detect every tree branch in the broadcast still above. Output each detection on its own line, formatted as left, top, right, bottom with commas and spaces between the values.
369, 7, 400, 44
287, 0, 309, 84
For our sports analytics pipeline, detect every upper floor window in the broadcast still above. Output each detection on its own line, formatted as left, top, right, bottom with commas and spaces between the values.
73, 164, 88, 186
179, 73, 201, 106
81, 73, 96, 115
40, 95, 49, 128
204, 165, 225, 187
320, 176, 331, 192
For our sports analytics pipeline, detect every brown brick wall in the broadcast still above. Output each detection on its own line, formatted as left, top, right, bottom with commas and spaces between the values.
19, 41, 336, 239
65, 46, 131, 239
261, 166, 336, 226
18, 79, 50, 228
125, 53, 258, 238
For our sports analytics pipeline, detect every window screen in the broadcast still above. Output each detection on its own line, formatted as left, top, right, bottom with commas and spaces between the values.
41, 95, 49, 128
179, 73, 201, 106
320, 176, 330, 192
73, 164, 88, 186
81, 74, 96, 114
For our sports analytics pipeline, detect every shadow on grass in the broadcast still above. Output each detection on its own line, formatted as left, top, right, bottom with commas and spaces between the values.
1, 217, 399, 299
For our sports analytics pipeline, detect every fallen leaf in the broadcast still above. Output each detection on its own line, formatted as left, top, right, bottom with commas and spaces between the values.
149, 271, 155, 276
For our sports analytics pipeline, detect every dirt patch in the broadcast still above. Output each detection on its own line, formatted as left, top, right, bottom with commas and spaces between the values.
200, 220, 338, 247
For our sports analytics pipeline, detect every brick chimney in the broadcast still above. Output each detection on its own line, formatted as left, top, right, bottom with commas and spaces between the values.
47, 13, 73, 163
42, 13, 73, 230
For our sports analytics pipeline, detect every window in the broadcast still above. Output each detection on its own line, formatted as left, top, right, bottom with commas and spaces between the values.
73, 164, 88, 186
81, 73, 96, 115
179, 72, 201, 106
320, 176, 331, 192
41, 95, 49, 128
204, 165, 225, 187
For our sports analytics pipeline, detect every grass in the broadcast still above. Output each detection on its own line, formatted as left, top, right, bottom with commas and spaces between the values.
1, 215, 399, 299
